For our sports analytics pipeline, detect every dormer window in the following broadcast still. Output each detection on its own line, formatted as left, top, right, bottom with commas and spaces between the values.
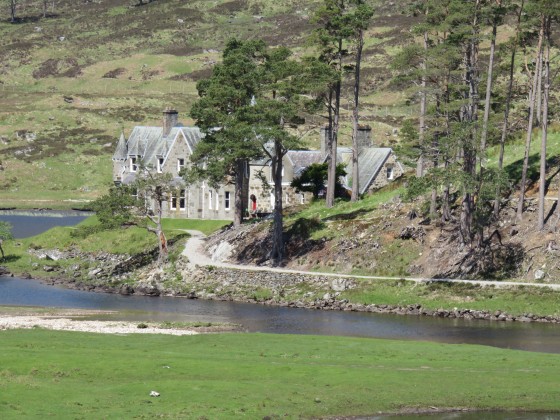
177, 158, 185, 173
130, 156, 138, 172
157, 157, 164, 173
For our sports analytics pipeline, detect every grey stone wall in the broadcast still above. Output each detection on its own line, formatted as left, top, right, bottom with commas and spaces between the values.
365, 153, 403, 192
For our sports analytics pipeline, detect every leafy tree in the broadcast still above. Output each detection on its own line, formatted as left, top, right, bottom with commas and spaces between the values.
291, 163, 347, 199
91, 185, 135, 229
190, 39, 267, 227
190, 39, 308, 265
134, 168, 178, 264
249, 47, 304, 264
312, 0, 369, 208
92, 166, 181, 264
348, 0, 374, 202
0, 221, 13, 260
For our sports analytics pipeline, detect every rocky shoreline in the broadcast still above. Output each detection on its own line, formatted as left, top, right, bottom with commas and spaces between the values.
4, 260, 560, 325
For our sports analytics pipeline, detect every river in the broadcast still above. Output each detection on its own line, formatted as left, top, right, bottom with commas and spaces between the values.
2, 211, 560, 353
2, 275, 560, 354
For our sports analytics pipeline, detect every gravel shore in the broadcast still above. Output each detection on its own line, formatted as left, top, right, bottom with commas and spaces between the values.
0, 316, 199, 336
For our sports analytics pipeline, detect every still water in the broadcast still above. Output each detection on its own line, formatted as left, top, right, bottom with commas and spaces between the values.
0, 210, 90, 238
2, 275, 560, 354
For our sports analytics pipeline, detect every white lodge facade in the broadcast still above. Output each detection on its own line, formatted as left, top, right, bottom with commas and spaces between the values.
112, 109, 237, 221
112, 111, 403, 221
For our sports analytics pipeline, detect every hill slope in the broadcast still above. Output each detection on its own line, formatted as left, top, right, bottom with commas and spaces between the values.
0, 0, 417, 207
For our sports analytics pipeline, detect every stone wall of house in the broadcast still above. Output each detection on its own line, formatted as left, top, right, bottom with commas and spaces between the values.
162, 184, 236, 221
364, 153, 403, 193
112, 160, 126, 183
248, 182, 313, 214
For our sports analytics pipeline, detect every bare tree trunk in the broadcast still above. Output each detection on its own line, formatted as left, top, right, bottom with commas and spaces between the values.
538, 19, 551, 231
351, 29, 364, 202
326, 39, 343, 209
147, 191, 167, 265
460, 1, 480, 246
494, 0, 524, 219
536, 46, 543, 127
233, 159, 246, 227
479, 19, 497, 171
10, 0, 16, 22
417, 31, 429, 178
270, 140, 285, 265
517, 19, 544, 221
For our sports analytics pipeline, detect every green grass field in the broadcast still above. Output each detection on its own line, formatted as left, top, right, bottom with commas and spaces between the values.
1, 330, 559, 419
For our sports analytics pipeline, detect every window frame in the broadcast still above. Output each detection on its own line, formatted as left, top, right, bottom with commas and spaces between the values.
224, 191, 231, 210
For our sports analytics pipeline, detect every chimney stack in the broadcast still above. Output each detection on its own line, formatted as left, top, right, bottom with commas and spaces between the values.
356, 125, 372, 154
163, 108, 178, 137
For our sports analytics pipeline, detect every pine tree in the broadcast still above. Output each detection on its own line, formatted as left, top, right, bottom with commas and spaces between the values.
190, 39, 267, 227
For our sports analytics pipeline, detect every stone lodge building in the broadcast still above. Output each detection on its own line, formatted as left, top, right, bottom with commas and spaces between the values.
112, 110, 403, 220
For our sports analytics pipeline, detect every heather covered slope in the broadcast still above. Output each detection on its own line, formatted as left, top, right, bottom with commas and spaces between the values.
0, 0, 417, 207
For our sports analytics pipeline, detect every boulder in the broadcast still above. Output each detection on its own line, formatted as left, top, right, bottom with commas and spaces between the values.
331, 278, 350, 292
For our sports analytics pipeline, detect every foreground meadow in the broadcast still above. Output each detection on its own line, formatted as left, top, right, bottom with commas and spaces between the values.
1, 330, 559, 418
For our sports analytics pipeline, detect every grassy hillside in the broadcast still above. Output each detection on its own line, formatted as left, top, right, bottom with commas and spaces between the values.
0, 0, 417, 207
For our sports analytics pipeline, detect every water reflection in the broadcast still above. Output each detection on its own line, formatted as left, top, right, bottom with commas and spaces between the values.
2, 276, 560, 354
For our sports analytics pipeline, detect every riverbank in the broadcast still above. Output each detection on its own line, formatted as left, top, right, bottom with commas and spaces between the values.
0, 307, 241, 335
3, 225, 560, 325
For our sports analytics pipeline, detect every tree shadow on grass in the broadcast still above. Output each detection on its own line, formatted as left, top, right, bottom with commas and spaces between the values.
1, 255, 21, 263
322, 207, 373, 222
504, 154, 560, 188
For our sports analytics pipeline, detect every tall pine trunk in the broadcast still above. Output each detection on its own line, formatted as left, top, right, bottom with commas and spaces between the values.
326, 39, 343, 208
351, 29, 364, 202
479, 19, 497, 171
538, 19, 551, 230
417, 31, 429, 178
494, 0, 524, 219
233, 159, 247, 227
459, 0, 480, 246
517, 18, 544, 221
270, 140, 285, 265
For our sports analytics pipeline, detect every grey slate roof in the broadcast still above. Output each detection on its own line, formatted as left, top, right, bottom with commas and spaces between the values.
286, 150, 325, 177
357, 147, 392, 195
112, 132, 128, 161
116, 126, 203, 168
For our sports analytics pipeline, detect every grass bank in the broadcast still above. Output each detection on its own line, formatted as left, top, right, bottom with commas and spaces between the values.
1, 216, 229, 279
1, 330, 559, 418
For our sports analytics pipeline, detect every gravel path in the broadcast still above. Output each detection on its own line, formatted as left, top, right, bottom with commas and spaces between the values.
183, 230, 560, 291
0, 316, 198, 335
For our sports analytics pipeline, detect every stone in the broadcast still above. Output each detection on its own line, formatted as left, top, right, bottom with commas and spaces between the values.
119, 284, 134, 295
43, 265, 55, 272
210, 241, 233, 263
149, 391, 160, 397
331, 278, 350, 292
88, 268, 103, 278
534, 269, 545, 280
